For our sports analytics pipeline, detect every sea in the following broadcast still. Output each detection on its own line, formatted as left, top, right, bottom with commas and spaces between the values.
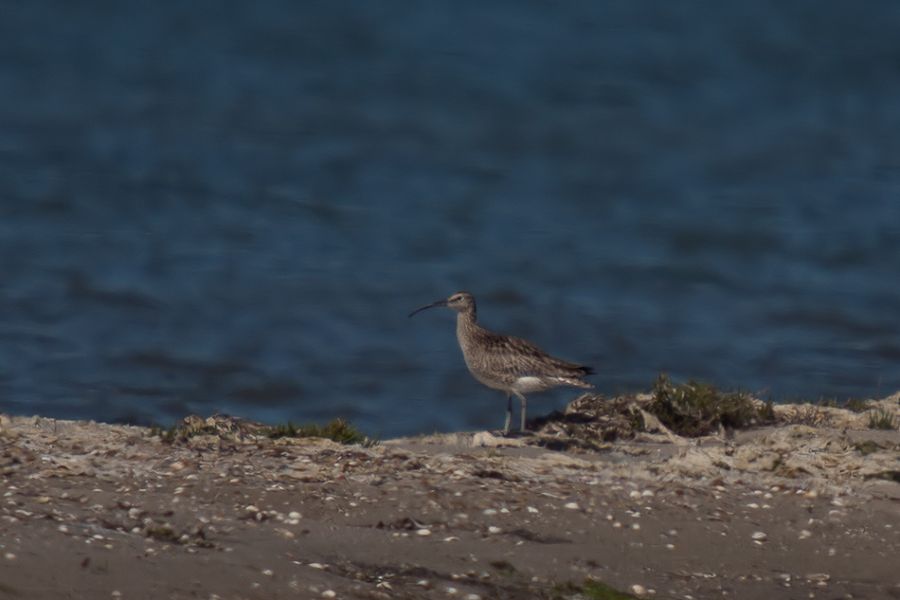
2, 1, 899, 436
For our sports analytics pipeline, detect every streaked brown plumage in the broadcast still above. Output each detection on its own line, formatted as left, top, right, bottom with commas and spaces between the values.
409, 291, 593, 434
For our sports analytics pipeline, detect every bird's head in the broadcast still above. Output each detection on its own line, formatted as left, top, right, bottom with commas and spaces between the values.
409, 291, 475, 317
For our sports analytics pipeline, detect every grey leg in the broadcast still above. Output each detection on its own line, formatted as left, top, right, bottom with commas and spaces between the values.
513, 391, 527, 432
503, 393, 512, 435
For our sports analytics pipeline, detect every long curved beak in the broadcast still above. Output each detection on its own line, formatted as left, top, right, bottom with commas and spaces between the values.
408, 298, 448, 318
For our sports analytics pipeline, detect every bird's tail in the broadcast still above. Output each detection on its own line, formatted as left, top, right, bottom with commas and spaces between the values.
555, 365, 594, 389
561, 377, 594, 389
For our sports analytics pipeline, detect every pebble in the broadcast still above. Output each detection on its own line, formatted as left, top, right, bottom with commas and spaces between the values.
751, 531, 767, 541
445, 586, 458, 595
262, 569, 273, 576
526, 506, 539, 513
4, 553, 16, 561
631, 584, 647, 596
321, 591, 336, 599
308, 562, 327, 570
465, 594, 482, 600
564, 502, 580, 510
416, 528, 432, 536
487, 526, 502, 534
798, 530, 812, 539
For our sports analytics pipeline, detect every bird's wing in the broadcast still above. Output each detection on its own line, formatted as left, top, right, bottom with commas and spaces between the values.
479, 332, 591, 379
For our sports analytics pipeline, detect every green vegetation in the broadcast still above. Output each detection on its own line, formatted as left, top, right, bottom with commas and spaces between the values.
867, 408, 898, 430
266, 418, 375, 446
649, 374, 773, 437
151, 416, 374, 446
549, 579, 637, 600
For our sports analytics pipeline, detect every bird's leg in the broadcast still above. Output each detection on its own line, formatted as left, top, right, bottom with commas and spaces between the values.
503, 393, 512, 435
514, 391, 527, 432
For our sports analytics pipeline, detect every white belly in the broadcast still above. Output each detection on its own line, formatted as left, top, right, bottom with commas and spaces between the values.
510, 376, 547, 394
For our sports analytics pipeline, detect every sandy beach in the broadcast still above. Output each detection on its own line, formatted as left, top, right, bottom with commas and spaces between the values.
1, 394, 898, 600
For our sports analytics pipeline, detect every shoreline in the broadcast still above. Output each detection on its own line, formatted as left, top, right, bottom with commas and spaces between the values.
1, 394, 898, 599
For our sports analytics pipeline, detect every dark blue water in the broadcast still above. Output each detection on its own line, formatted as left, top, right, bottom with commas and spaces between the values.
2, 2, 900, 436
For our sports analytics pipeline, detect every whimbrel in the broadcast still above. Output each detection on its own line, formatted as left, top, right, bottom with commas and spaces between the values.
409, 291, 594, 434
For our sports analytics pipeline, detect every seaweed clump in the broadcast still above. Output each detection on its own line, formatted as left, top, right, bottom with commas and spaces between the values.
649, 374, 772, 437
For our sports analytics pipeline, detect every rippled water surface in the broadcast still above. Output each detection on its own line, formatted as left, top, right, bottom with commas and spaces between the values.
2, 2, 899, 435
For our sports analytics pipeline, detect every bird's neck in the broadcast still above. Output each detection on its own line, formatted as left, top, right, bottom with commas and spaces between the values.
455, 308, 478, 341
457, 306, 476, 324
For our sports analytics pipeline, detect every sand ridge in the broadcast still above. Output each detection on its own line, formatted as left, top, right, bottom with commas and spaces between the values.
1, 395, 898, 599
